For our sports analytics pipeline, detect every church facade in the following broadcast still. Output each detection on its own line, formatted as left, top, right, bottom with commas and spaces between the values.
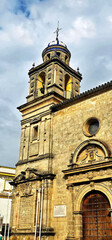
10, 36, 112, 240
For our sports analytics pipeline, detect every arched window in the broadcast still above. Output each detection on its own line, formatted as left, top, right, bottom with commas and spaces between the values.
47, 53, 50, 60
64, 74, 72, 99
57, 52, 61, 57
82, 191, 112, 240
37, 72, 45, 96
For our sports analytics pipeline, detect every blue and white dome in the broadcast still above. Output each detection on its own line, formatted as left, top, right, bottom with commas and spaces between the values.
42, 39, 71, 64
48, 40, 67, 48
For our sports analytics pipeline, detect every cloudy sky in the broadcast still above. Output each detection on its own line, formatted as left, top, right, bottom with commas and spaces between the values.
0, 0, 112, 167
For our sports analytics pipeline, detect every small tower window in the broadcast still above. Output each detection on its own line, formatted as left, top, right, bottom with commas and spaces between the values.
47, 54, 50, 60
57, 52, 60, 57
33, 125, 38, 140
65, 55, 68, 63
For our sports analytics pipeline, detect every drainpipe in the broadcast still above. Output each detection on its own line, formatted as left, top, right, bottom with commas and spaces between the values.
39, 185, 44, 240
34, 189, 39, 240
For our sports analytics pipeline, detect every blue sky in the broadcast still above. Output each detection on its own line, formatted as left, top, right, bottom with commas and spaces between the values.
0, 0, 112, 167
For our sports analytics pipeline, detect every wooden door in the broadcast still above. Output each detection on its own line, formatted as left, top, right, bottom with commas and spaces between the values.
82, 191, 112, 240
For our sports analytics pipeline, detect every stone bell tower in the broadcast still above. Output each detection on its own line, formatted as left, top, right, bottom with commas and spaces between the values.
10, 31, 82, 240
27, 36, 82, 103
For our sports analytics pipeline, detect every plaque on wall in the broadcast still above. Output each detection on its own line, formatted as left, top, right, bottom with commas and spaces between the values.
54, 205, 66, 217
19, 196, 33, 229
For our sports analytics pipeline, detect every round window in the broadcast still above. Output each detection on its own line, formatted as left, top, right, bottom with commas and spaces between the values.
83, 118, 99, 137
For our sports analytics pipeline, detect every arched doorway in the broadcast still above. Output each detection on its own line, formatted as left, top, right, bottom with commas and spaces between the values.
82, 191, 112, 240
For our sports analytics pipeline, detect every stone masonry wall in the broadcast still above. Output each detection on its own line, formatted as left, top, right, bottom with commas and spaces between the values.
11, 88, 112, 240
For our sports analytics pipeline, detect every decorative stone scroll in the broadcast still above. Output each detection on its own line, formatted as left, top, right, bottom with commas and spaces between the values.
78, 144, 105, 165
71, 139, 109, 166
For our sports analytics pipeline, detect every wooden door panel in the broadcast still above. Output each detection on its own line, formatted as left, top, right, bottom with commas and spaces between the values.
82, 191, 112, 240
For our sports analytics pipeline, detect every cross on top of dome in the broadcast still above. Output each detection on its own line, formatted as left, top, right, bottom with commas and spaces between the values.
54, 21, 62, 41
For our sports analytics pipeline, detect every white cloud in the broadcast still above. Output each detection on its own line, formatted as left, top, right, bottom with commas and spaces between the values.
62, 17, 95, 44
65, 0, 87, 7
10, 24, 33, 45
73, 17, 95, 38
107, 16, 112, 23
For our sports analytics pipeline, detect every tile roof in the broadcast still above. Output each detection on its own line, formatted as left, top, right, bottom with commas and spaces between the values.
51, 80, 112, 112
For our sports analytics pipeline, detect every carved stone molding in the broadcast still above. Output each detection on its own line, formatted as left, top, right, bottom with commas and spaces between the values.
30, 117, 41, 124
11, 168, 56, 186
73, 211, 83, 215
68, 139, 110, 167
63, 160, 112, 188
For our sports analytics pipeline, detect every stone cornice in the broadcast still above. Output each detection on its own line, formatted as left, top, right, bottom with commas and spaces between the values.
11, 226, 55, 236
16, 153, 53, 166
17, 91, 64, 111
21, 109, 51, 125
11, 173, 56, 186
63, 159, 112, 187
28, 57, 82, 80
11, 167, 56, 186
63, 158, 112, 177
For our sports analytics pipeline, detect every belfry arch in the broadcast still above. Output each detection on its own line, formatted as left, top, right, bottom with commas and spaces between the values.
37, 72, 45, 96
65, 74, 72, 98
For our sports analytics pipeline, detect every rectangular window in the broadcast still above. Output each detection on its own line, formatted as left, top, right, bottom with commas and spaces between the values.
33, 125, 38, 140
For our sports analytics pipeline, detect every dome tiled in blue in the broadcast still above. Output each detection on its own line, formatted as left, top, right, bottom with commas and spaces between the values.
48, 40, 67, 48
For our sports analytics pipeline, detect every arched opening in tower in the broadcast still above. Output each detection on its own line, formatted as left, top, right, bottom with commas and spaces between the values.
37, 72, 45, 96
65, 74, 72, 99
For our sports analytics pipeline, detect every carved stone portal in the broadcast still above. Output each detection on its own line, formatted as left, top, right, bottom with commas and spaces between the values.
72, 140, 110, 166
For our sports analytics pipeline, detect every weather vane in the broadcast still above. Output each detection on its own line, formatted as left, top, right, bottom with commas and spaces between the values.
54, 21, 62, 41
